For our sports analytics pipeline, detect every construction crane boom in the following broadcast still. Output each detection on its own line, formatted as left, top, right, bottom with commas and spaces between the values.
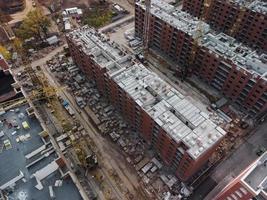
185, 0, 212, 80
229, 6, 247, 36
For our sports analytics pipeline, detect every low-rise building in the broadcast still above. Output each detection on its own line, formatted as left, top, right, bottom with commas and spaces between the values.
0, 55, 84, 200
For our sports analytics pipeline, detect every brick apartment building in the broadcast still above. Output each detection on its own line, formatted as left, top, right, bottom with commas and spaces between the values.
135, 0, 267, 118
182, 0, 267, 52
0, 0, 25, 13
66, 27, 227, 181
212, 152, 267, 200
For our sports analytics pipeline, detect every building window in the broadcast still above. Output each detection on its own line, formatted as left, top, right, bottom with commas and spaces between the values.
240, 187, 247, 195
235, 190, 242, 198
231, 194, 238, 200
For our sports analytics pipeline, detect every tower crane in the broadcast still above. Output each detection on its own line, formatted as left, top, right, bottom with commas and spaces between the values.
229, 1, 250, 36
143, 0, 151, 59
184, 0, 212, 80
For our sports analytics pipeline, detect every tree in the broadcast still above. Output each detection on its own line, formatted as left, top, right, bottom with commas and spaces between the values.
12, 37, 23, 53
16, 9, 51, 41
0, 45, 11, 60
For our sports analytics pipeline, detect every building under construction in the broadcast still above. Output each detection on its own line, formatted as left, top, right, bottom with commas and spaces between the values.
135, 0, 267, 118
66, 26, 227, 181
182, 0, 267, 51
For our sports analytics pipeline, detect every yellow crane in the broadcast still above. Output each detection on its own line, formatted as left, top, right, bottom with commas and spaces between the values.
18, 47, 97, 170
0, 86, 65, 111
185, 0, 212, 79
228, 2, 250, 36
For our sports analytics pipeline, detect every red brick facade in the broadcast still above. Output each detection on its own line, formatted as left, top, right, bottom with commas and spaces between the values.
135, 3, 267, 118
66, 35, 224, 182
182, 0, 267, 51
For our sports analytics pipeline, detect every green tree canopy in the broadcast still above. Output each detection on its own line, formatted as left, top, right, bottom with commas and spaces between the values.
16, 9, 51, 41
0, 45, 11, 60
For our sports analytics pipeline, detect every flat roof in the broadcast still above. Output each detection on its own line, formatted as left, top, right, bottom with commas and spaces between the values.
8, 171, 82, 200
136, 0, 210, 39
0, 104, 44, 186
67, 26, 227, 160
67, 27, 133, 74
242, 152, 267, 194
136, 0, 267, 79
0, 104, 82, 200
113, 64, 226, 159
248, 1, 267, 14
230, 0, 267, 15
200, 33, 267, 79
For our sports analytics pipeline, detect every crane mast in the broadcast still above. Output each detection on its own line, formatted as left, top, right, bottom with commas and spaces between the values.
185, 0, 212, 80
143, 0, 151, 59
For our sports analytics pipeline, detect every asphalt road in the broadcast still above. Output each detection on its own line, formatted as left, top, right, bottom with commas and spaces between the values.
211, 121, 267, 183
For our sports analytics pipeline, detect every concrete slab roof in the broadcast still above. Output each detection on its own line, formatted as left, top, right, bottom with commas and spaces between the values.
136, 0, 267, 80
242, 152, 267, 195
230, 0, 267, 14
0, 104, 82, 200
200, 32, 267, 79
67, 27, 133, 74
67, 26, 227, 160
136, 0, 210, 39
113, 64, 226, 159
248, 1, 267, 14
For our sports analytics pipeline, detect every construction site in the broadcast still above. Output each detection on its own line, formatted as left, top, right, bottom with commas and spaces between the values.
0, 0, 266, 199
0, 57, 91, 199
135, 0, 266, 119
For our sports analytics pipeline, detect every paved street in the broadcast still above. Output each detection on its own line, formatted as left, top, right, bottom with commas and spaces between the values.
211, 122, 267, 183
197, 122, 267, 200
